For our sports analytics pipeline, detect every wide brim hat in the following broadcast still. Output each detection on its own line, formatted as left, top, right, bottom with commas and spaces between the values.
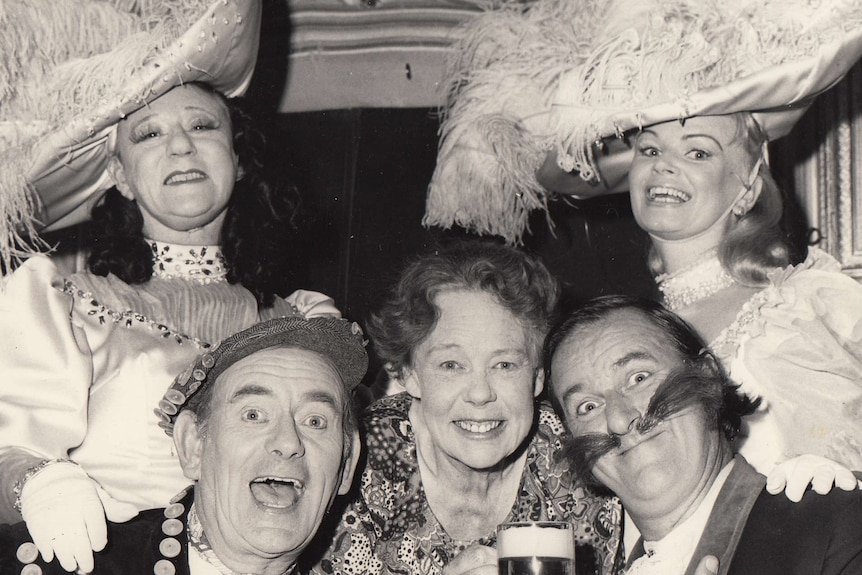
156, 315, 369, 436
0, 0, 262, 269
424, 0, 862, 245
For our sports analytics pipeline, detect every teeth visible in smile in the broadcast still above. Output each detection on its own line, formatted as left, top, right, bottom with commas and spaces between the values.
647, 186, 690, 202
249, 476, 304, 508
165, 172, 205, 184
252, 476, 304, 489
456, 420, 502, 433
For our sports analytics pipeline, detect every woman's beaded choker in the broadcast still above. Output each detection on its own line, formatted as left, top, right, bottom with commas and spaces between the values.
149, 240, 227, 285
655, 252, 736, 311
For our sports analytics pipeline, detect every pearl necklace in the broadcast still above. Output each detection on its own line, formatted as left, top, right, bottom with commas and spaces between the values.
149, 239, 228, 284
655, 252, 736, 311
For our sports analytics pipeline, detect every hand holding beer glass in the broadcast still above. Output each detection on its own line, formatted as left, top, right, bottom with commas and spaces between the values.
497, 521, 575, 575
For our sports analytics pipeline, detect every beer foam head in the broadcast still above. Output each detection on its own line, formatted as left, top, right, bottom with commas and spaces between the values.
497, 522, 574, 559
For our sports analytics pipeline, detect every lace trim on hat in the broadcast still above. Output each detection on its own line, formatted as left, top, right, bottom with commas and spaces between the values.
149, 239, 227, 285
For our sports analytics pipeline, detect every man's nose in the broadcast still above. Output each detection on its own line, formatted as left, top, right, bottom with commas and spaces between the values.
604, 391, 642, 436
265, 418, 304, 459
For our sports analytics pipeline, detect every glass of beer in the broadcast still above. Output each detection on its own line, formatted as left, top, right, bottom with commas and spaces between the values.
497, 521, 575, 575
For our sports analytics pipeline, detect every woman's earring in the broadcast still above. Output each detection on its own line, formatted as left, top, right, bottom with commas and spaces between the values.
733, 204, 747, 217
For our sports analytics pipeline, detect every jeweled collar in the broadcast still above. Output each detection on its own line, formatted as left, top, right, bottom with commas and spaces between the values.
655, 251, 736, 312
149, 239, 227, 285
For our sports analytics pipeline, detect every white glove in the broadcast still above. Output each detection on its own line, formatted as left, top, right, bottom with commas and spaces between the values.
20, 461, 138, 573
765, 454, 861, 502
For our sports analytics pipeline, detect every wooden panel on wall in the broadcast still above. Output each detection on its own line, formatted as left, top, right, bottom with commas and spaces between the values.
776, 60, 862, 278
281, 0, 486, 112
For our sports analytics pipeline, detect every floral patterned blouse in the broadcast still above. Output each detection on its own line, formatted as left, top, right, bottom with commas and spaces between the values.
310, 393, 620, 575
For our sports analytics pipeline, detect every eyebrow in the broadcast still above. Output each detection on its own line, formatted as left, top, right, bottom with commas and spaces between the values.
426, 343, 528, 356
228, 386, 342, 411
128, 106, 218, 127
302, 390, 340, 410
681, 133, 724, 149
640, 128, 724, 149
612, 351, 654, 368
228, 384, 273, 402
556, 350, 657, 405
559, 383, 584, 407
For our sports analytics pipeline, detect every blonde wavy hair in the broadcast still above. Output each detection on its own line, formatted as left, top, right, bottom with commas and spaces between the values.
647, 112, 795, 286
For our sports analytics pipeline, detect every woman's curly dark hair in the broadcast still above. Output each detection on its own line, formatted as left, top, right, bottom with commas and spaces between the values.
87, 83, 302, 307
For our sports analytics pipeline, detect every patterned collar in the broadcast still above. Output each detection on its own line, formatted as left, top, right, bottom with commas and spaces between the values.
148, 239, 228, 284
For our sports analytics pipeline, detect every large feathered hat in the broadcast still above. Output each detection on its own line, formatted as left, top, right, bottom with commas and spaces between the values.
0, 0, 262, 269
424, 0, 862, 245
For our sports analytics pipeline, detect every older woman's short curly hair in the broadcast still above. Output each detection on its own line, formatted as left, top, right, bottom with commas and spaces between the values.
368, 240, 559, 379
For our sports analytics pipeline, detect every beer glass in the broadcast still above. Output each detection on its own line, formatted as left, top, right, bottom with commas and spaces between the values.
497, 521, 575, 575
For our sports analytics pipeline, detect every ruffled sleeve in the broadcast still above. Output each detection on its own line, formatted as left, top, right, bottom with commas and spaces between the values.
0, 256, 93, 518
262, 289, 342, 321
0, 255, 91, 459
285, 289, 342, 318
723, 249, 862, 472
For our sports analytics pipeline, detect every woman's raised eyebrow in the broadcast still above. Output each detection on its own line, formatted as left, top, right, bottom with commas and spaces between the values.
183, 105, 219, 115
638, 129, 724, 150
681, 133, 724, 149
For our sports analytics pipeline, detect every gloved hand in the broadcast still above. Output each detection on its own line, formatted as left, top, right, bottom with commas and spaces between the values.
692, 555, 719, 575
766, 454, 861, 502
19, 461, 138, 573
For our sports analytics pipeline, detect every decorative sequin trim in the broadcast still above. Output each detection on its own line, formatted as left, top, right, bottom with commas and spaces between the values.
61, 281, 210, 349
150, 240, 227, 285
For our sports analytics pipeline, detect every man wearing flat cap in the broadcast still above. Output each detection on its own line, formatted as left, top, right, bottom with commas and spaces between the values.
0, 315, 367, 575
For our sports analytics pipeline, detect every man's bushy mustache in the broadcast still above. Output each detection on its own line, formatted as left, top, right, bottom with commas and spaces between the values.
558, 364, 750, 487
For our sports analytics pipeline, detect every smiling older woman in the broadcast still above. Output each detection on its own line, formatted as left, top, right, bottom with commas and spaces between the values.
307, 240, 619, 575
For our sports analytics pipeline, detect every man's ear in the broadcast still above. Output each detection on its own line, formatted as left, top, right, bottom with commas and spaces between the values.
106, 155, 134, 201
173, 411, 205, 481
337, 431, 362, 496
533, 368, 546, 398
